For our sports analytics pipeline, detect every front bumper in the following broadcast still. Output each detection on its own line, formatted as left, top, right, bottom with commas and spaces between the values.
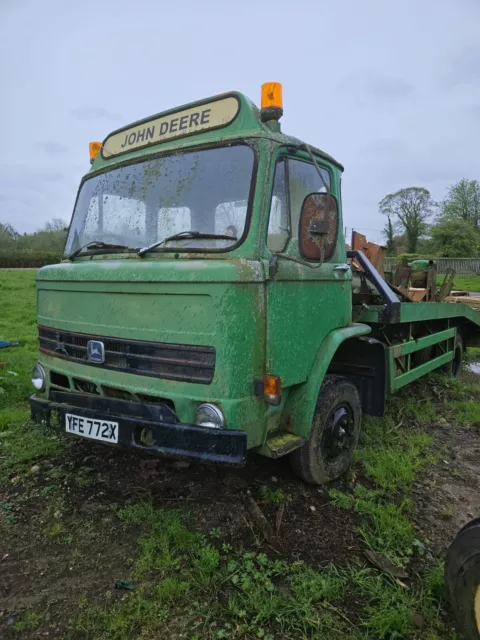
29, 393, 247, 466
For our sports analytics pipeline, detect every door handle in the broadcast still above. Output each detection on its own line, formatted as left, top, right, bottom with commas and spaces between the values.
334, 264, 350, 272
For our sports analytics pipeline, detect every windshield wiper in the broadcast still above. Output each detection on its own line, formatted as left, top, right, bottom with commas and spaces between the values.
67, 241, 136, 261
138, 231, 237, 257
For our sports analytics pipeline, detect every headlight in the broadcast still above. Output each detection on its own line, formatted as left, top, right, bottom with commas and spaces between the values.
195, 403, 225, 429
31, 364, 46, 391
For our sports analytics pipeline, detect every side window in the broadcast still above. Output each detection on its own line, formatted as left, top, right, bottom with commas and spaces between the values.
288, 159, 330, 241
267, 160, 289, 252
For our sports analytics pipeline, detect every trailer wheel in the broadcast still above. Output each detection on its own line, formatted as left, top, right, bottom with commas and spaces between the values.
442, 332, 463, 378
290, 375, 361, 485
445, 519, 480, 639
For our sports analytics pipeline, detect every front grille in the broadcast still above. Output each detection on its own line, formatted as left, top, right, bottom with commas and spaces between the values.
38, 326, 215, 384
73, 378, 100, 395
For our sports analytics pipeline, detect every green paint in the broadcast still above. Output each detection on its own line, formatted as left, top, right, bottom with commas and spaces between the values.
279, 324, 372, 438
389, 351, 454, 391
394, 328, 456, 357
408, 259, 431, 271
31, 90, 480, 462
256, 432, 305, 458
386, 327, 457, 392
359, 301, 480, 325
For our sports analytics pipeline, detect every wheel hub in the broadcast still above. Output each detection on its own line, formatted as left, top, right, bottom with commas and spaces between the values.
322, 405, 355, 461
475, 584, 480, 632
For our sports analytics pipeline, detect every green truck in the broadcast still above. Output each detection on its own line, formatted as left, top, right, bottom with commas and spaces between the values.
29, 84, 480, 485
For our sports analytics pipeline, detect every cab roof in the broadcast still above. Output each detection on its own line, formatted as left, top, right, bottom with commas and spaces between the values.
90, 91, 344, 173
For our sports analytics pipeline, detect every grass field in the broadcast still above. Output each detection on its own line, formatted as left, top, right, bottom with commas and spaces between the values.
437, 273, 480, 292
1, 269, 480, 639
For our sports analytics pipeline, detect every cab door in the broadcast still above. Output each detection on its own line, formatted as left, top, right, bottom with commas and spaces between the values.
265, 153, 351, 386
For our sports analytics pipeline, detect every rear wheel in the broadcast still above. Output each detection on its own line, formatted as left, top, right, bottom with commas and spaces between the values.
290, 375, 362, 485
442, 332, 464, 378
445, 520, 480, 639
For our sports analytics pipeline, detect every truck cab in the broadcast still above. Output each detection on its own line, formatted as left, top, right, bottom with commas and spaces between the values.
32, 84, 478, 484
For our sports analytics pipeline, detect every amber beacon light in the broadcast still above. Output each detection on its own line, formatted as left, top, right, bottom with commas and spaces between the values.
89, 141, 102, 163
260, 82, 283, 124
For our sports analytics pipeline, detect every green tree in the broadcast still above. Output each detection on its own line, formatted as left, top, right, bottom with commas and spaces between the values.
382, 215, 396, 255
430, 218, 480, 257
439, 178, 480, 229
379, 187, 435, 254
3, 218, 68, 253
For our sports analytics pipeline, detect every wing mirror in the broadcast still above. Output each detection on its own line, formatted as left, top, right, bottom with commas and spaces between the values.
299, 192, 339, 262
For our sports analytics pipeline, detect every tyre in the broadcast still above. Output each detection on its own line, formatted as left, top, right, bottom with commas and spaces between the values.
290, 375, 362, 485
445, 520, 480, 639
442, 332, 464, 378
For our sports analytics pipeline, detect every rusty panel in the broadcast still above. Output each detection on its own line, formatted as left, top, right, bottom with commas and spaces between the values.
351, 231, 386, 277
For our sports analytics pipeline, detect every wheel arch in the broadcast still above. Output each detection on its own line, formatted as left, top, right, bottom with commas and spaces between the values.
456, 317, 480, 349
279, 323, 372, 439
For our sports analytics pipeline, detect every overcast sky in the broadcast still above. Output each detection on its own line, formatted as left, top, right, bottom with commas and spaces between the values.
2, 0, 480, 243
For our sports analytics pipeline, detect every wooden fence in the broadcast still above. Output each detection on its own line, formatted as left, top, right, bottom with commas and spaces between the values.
384, 258, 480, 275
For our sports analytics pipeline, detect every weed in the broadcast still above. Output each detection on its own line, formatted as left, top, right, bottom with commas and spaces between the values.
259, 485, 291, 504
156, 578, 190, 603
227, 551, 285, 593
76, 499, 456, 638
331, 488, 415, 562
361, 579, 419, 638
439, 509, 454, 520
12, 609, 43, 632
45, 466, 65, 481
290, 563, 345, 604
0, 420, 60, 481
78, 502, 354, 639
45, 521, 65, 538
192, 545, 221, 587
447, 400, 480, 425
75, 588, 169, 638
0, 502, 16, 526
359, 434, 432, 494
423, 560, 446, 604
333, 400, 434, 564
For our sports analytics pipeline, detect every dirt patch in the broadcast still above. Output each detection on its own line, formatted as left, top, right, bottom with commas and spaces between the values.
414, 423, 480, 554
3, 402, 478, 637
54, 440, 361, 563
0, 440, 360, 637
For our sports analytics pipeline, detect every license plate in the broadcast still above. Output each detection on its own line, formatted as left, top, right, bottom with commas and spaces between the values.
65, 413, 119, 443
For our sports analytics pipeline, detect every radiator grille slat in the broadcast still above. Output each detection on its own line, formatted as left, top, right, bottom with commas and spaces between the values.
38, 326, 215, 384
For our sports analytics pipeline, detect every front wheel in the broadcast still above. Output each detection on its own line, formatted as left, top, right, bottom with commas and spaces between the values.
290, 375, 362, 485
445, 519, 480, 639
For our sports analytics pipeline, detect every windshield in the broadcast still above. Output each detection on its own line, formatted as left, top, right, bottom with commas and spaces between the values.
65, 144, 255, 255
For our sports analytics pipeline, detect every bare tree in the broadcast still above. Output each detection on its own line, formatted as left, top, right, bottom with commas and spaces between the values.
42, 218, 68, 232
0, 223, 19, 248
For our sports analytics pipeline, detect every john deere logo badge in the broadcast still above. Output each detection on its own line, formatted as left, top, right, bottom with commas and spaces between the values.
87, 340, 105, 364
102, 95, 240, 158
